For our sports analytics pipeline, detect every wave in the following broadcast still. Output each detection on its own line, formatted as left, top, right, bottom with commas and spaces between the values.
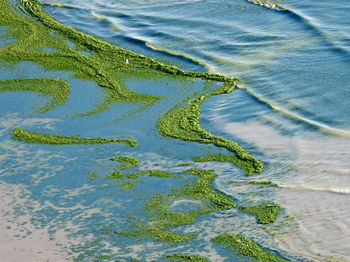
244, 0, 350, 62
230, 179, 350, 195
41, 3, 83, 11
245, 0, 285, 11
279, 184, 350, 195
238, 85, 350, 138
229, 180, 350, 194
89, 11, 206, 69
90, 11, 124, 32
145, 42, 207, 67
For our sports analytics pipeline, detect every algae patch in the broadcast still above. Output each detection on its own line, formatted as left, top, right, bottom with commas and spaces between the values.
230, 180, 278, 186
0, 78, 69, 114
1, 0, 161, 118
109, 156, 139, 170
0, 0, 287, 257
115, 169, 236, 243
194, 153, 260, 176
166, 253, 209, 261
212, 234, 288, 261
11, 128, 137, 146
239, 204, 280, 224
158, 83, 264, 176
1, 0, 263, 176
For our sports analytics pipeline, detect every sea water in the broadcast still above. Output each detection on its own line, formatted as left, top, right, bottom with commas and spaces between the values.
1, 0, 350, 261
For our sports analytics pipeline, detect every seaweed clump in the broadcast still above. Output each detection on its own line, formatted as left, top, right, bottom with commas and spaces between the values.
115, 169, 235, 243
0, 78, 69, 114
239, 204, 280, 224
109, 156, 139, 170
194, 153, 260, 176
166, 253, 209, 261
212, 234, 288, 261
158, 83, 264, 176
11, 128, 137, 147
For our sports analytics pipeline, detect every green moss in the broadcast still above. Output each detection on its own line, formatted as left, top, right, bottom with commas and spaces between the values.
211, 234, 288, 262
0, 78, 69, 114
158, 83, 264, 176
166, 253, 209, 261
11, 128, 137, 146
109, 156, 139, 170
239, 204, 280, 224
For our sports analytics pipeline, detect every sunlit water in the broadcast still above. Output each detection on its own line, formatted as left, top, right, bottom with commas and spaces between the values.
1, 0, 350, 261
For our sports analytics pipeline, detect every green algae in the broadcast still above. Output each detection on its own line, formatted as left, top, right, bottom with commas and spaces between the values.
158, 83, 264, 176
239, 204, 280, 224
109, 156, 139, 170
11, 128, 137, 146
20, 0, 232, 83
1, 0, 263, 177
0, 0, 287, 256
0, 78, 69, 114
119, 180, 137, 191
105, 167, 180, 194
87, 170, 99, 181
115, 168, 235, 243
211, 234, 288, 262
106, 169, 177, 182
178, 163, 193, 167
194, 153, 261, 176
1, 0, 161, 118
141, 170, 177, 178
145, 42, 207, 68
106, 170, 124, 181
166, 253, 209, 261
177, 169, 236, 209
230, 180, 279, 186
115, 226, 195, 243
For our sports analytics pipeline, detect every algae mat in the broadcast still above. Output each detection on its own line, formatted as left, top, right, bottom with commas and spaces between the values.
0, 0, 290, 261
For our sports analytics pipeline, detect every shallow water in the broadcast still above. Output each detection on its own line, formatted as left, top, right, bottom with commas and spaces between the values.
1, 0, 350, 261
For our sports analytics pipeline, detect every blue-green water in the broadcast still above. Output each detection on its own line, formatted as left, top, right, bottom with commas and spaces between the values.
1, 0, 350, 261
